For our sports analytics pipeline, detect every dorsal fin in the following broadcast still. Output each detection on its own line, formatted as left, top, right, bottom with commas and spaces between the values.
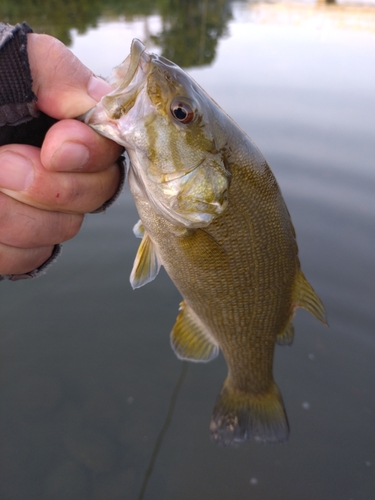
130, 233, 161, 289
171, 302, 219, 363
294, 270, 327, 325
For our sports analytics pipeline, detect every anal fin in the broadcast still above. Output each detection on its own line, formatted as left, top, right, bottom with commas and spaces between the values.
294, 270, 327, 325
171, 302, 219, 363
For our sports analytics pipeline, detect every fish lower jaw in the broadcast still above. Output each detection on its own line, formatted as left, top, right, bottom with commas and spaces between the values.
91, 121, 125, 145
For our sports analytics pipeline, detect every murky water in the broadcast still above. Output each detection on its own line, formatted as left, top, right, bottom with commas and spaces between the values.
1, 1, 374, 499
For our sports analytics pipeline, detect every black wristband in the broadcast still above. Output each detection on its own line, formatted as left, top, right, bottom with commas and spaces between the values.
0, 23, 60, 281
0, 22, 37, 126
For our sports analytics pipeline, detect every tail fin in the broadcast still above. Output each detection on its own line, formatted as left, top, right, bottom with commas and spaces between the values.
209, 379, 289, 445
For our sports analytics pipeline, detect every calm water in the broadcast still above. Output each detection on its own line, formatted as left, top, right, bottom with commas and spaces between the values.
1, 1, 375, 499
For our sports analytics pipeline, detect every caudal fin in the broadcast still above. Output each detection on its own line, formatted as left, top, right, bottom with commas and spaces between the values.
209, 379, 289, 445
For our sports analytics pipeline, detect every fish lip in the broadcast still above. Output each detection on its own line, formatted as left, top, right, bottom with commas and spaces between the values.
76, 107, 95, 124
108, 39, 151, 100
77, 40, 150, 125
113, 39, 149, 93
98, 39, 152, 121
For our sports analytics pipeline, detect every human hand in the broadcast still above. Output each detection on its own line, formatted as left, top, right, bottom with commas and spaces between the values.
0, 33, 123, 276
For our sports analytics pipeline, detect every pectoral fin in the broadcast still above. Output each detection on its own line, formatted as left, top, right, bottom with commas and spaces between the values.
294, 270, 327, 325
133, 219, 145, 239
130, 233, 161, 289
171, 302, 219, 363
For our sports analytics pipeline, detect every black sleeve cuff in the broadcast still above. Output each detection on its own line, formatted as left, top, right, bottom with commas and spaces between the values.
0, 23, 61, 281
0, 244, 62, 281
0, 22, 37, 127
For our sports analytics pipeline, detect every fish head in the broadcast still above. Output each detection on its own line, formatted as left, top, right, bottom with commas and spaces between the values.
84, 39, 230, 228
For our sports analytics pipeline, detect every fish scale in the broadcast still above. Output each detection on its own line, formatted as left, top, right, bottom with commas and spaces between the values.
82, 38, 326, 445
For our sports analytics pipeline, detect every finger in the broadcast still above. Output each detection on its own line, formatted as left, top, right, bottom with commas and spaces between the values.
0, 145, 121, 214
0, 193, 83, 248
27, 33, 113, 118
0, 242, 55, 275
41, 119, 123, 173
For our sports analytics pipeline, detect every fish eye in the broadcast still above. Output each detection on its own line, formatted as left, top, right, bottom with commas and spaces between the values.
170, 99, 195, 124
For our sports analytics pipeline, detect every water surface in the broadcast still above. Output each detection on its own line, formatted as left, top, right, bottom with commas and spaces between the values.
1, 1, 374, 499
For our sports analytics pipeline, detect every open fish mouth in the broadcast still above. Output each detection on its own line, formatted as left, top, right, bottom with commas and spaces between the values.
109, 39, 147, 92
78, 39, 151, 126
102, 39, 151, 117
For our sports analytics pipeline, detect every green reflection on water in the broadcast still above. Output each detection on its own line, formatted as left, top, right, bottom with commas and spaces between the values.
1, 0, 238, 67
150, 0, 232, 67
1, 0, 105, 45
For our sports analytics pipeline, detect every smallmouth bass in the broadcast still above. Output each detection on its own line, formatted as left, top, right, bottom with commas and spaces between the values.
83, 40, 326, 445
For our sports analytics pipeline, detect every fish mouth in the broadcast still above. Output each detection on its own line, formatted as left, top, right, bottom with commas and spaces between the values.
102, 39, 150, 114
78, 39, 151, 125
100, 39, 151, 119
112, 39, 147, 92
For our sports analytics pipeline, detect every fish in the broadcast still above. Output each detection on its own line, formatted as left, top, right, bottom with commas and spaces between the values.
82, 39, 326, 445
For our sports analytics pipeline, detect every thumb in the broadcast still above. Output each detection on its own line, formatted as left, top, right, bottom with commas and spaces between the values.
27, 33, 112, 119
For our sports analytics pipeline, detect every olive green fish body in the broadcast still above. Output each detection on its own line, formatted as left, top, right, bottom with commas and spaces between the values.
84, 39, 326, 444
131, 128, 299, 443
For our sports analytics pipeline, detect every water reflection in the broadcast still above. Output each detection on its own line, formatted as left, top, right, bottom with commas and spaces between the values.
150, 0, 233, 67
137, 363, 188, 500
1, 0, 236, 66
1, 0, 106, 45
1, 1, 375, 499
246, 0, 375, 33
2, 0, 373, 66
